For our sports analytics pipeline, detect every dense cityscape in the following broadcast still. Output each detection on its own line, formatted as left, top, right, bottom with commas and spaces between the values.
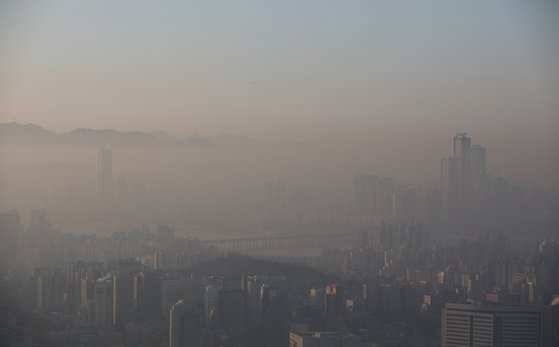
2, 1, 559, 346
0, 133, 558, 347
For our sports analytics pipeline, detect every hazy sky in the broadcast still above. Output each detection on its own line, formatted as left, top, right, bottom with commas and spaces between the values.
1, 1, 558, 185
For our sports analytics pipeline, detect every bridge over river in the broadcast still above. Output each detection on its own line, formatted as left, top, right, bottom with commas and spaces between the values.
199, 232, 360, 251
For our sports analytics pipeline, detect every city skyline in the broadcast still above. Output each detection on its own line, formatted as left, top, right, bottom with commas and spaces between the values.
1, 121, 557, 192
1, 1, 559, 190
0, 1, 558, 346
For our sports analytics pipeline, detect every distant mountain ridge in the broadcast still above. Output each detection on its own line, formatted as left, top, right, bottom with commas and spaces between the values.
0, 122, 216, 147
0, 122, 59, 145
0, 122, 280, 148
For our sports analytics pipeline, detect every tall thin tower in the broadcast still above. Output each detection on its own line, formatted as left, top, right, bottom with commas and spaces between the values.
453, 133, 471, 220
97, 146, 114, 219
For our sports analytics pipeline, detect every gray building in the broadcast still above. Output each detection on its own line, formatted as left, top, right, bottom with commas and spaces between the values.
93, 275, 113, 327
441, 303, 556, 347
169, 299, 203, 347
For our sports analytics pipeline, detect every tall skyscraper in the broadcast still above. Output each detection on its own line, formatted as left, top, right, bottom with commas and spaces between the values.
97, 146, 114, 219
441, 303, 556, 347
440, 133, 488, 225
453, 133, 471, 220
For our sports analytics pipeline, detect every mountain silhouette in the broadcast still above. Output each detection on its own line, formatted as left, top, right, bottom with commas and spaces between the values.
0, 122, 216, 147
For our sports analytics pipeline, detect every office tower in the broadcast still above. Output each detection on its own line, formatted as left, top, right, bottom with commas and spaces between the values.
33, 268, 66, 312
441, 303, 555, 347
97, 146, 114, 219
217, 289, 247, 345
440, 157, 457, 222
170, 300, 203, 347
453, 133, 471, 219
93, 275, 114, 327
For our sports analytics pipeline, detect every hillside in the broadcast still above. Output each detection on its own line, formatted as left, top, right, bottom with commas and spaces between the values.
186, 254, 337, 283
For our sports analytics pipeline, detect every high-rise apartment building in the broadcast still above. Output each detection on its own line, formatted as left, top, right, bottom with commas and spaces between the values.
134, 271, 157, 317
113, 273, 134, 330
33, 267, 66, 312
261, 284, 289, 347
441, 134, 491, 225
169, 300, 203, 347
80, 278, 94, 323
93, 275, 113, 327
